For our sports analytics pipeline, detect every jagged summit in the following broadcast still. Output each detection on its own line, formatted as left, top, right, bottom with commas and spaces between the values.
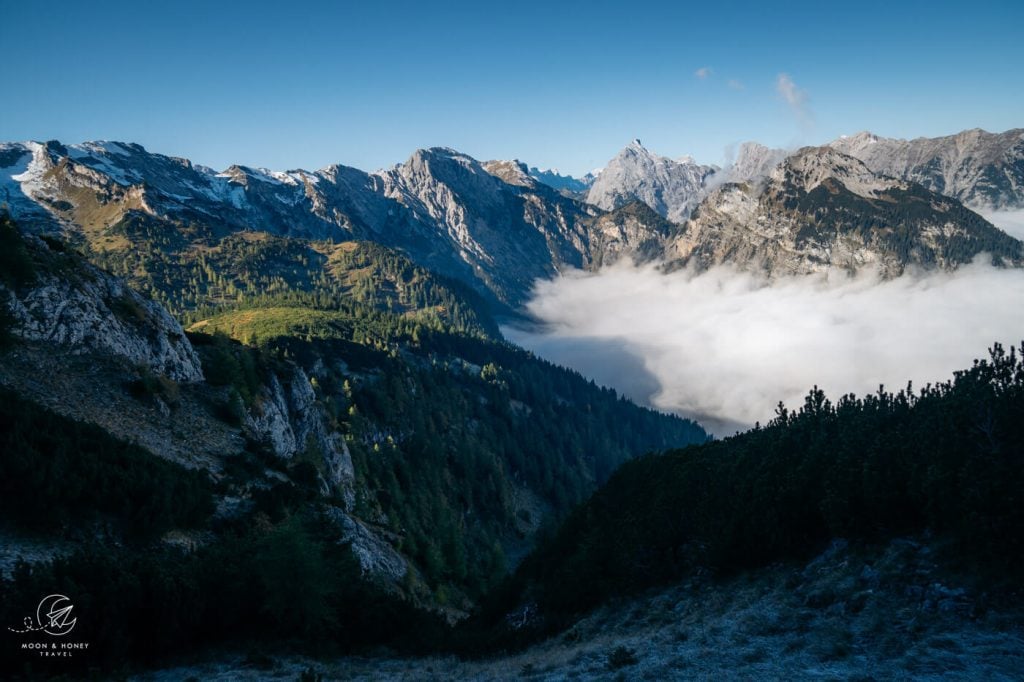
527, 166, 597, 194
586, 139, 717, 222
829, 127, 1024, 209
719, 142, 789, 185
670, 144, 1022, 276
481, 159, 534, 187
3, 132, 1022, 312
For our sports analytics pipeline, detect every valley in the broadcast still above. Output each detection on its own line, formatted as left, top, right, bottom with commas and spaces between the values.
1, 124, 1023, 679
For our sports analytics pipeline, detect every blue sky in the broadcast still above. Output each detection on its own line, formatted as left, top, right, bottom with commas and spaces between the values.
3, 0, 1022, 175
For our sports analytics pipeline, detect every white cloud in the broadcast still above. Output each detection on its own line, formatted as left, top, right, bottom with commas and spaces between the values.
727, 79, 744, 90
505, 260, 1024, 436
694, 67, 712, 80
776, 72, 812, 128
979, 208, 1024, 240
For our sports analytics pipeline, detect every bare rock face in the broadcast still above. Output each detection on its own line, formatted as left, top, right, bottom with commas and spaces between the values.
527, 166, 597, 194
244, 365, 355, 507
717, 142, 790, 185
481, 159, 536, 188
582, 201, 679, 268
669, 147, 1024, 276
245, 372, 298, 457
323, 507, 413, 589
586, 139, 718, 223
2, 140, 618, 307
373, 147, 601, 305
829, 128, 1024, 210
2, 237, 203, 381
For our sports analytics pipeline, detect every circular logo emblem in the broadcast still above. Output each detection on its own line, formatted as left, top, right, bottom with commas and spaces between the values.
36, 594, 76, 636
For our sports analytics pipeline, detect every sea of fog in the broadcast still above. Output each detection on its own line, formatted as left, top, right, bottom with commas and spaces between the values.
505, 211, 1024, 436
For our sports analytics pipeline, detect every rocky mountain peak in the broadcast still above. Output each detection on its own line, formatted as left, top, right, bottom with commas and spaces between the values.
482, 159, 535, 188
395, 147, 505, 197
586, 140, 717, 222
672, 144, 1022, 277
526, 166, 595, 194
828, 127, 1024, 209
774, 146, 899, 198
719, 142, 789, 185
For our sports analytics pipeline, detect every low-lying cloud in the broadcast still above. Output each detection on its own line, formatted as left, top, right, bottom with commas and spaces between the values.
505, 260, 1024, 436
980, 209, 1024, 240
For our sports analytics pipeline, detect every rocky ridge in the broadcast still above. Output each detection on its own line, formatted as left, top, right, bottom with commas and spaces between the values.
829, 128, 1024, 209
667, 146, 1024, 276
4, 132, 1022, 312
1, 141, 611, 307
586, 139, 718, 222
0, 230, 412, 591
1, 234, 203, 381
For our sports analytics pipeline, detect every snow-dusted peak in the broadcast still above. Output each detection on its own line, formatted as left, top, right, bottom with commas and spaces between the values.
69, 140, 142, 158
829, 131, 883, 157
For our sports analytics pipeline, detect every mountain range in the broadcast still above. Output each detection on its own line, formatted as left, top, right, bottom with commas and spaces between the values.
3, 128, 1023, 316
2, 126, 1024, 675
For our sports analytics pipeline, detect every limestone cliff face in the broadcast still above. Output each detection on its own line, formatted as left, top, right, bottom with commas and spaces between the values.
581, 201, 679, 268
244, 364, 355, 508
586, 139, 717, 223
716, 142, 789, 185
668, 147, 1024, 276
829, 128, 1024, 210
0, 140, 669, 307
1, 236, 203, 381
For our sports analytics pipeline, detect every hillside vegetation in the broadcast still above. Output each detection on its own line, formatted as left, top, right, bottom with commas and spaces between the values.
475, 344, 1024, 643
186, 313, 706, 597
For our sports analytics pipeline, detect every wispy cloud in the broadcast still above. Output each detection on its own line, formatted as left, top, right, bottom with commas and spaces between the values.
506, 260, 1024, 436
727, 79, 744, 90
776, 72, 812, 128
694, 67, 712, 80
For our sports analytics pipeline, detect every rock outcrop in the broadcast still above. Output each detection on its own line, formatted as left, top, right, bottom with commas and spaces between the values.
2, 235, 203, 381
244, 365, 355, 507
586, 139, 718, 222
669, 146, 1023, 276
829, 128, 1024, 210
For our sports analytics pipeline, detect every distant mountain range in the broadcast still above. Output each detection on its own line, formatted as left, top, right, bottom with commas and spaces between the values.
2, 128, 1022, 312
527, 166, 598, 194
830, 128, 1024, 210
529, 128, 1024, 214
671, 146, 1022, 275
